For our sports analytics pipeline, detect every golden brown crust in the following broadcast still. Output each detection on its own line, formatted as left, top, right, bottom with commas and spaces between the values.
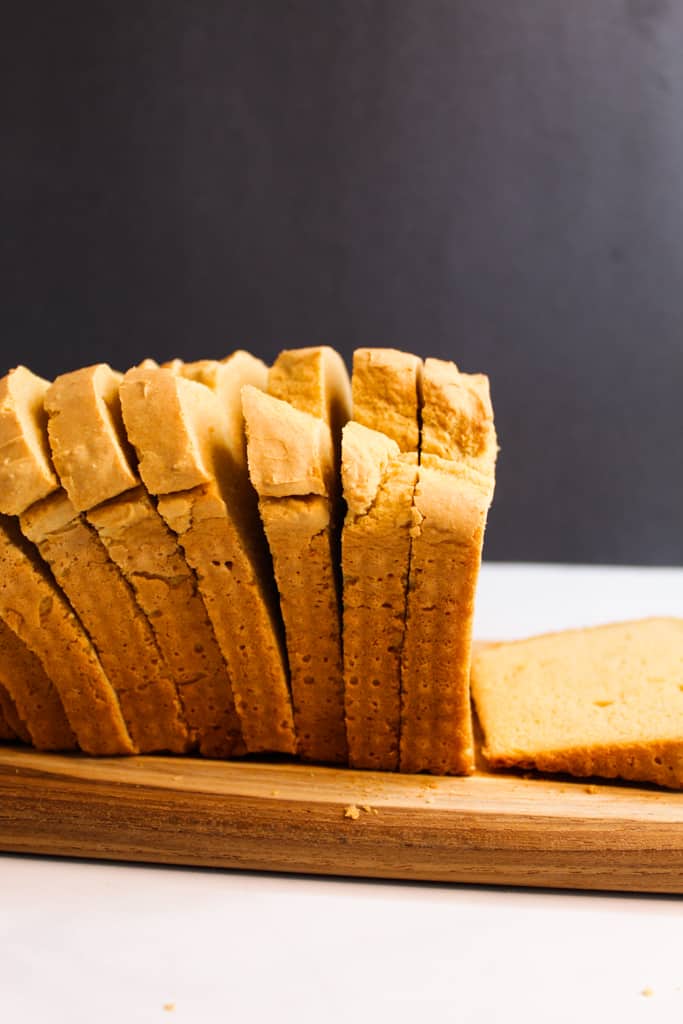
341, 421, 401, 517
0, 366, 59, 515
351, 349, 422, 452
88, 487, 244, 757
268, 346, 352, 439
242, 386, 335, 499
21, 492, 190, 754
485, 740, 683, 790
120, 367, 217, 494
0, 515, 134, 754
341, 423, 418, 771
45, 364, 138, 510
0, 617, 76, 750
420, 359, 497, 477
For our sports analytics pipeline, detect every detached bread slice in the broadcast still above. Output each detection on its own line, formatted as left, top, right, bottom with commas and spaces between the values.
0, 617, 76, 750
46, 363, 244, 757
242, 374, 347, 764
472, 618, 683, 789
341, 421, 418, 769
120, 362, 296, 755
400, 359, 497, 775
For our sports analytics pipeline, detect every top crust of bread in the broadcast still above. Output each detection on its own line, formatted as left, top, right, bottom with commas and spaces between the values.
351, 349, 422, 452
120, 366, 221, 494
242, 386, 335, 498
0, 367, 59, 515
176, 352, 268, 471
268, 346, 351, 436
45, 364, 139, 511
420, 359, 497, 476
341, 420, 401, 517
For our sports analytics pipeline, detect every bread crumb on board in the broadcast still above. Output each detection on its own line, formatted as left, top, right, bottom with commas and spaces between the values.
585, 785, 599, 794
344, 804, 379, 819
641, 987, 654, 998
163, 1003, 175, 1012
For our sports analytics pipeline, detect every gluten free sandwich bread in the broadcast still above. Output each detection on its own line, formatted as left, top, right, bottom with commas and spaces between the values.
0, 345, 510, 779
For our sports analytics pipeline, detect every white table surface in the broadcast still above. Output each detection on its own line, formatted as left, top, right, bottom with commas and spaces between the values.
1, 563, 682, 1024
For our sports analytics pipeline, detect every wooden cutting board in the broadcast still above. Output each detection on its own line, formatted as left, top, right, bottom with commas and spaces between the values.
1, 747, 682, 893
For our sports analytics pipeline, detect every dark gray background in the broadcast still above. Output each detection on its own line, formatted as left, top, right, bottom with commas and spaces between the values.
2, 1, 682, 565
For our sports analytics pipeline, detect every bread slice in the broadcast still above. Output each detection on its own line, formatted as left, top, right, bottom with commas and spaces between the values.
120, 362, 296, 754
169, 351, 268, 472
472, 618, 683, 789
351, 348, 422, 451
242, 379, 347, 764
268, 346, 352, 442
46, 363, 244, 757
0, 617, 76, 750
341, 421, 418, 769
0, 365, 59, 514
20, 491, 189, 753
400, 359, 497, 774
0, 514, 134, 754
0, 684, 30, 743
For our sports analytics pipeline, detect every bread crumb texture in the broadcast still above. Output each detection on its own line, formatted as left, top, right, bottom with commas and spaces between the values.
472, 618, 683, 789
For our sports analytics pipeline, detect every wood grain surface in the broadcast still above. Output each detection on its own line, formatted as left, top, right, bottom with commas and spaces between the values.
1, 747, 682, 893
